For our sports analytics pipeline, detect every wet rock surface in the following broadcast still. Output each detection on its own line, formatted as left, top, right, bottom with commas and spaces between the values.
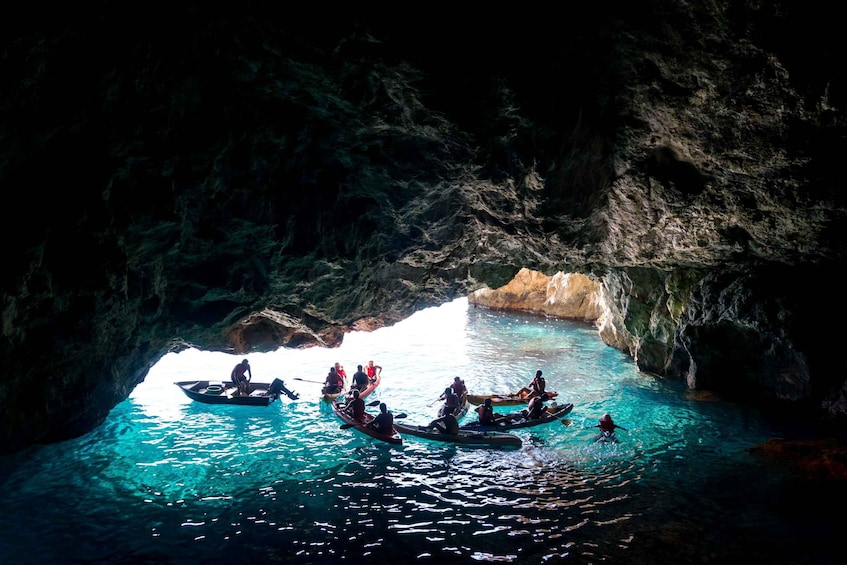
1, 2, 846, 452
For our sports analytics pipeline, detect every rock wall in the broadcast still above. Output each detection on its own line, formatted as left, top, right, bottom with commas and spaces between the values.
1, 1, 846, 454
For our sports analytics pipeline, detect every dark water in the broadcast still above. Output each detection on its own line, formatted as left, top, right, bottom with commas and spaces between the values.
0, 299, 839, 564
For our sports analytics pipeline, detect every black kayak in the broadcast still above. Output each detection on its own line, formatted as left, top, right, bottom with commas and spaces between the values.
394, 422, 522, 447
460, 402, 574, 431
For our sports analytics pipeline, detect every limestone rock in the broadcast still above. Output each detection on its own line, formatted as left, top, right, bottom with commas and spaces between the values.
1, 2, 846, 453
469, 269, 603, 322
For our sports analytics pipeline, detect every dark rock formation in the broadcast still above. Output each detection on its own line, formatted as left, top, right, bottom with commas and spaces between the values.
2, 1, 846, 454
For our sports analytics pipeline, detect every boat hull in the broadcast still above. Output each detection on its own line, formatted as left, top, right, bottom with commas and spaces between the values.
176, 380, 278, 406
460, 403, 574, 431
321, 377, 347, 402
341, 373, 382, 402
394, 422, 521, 447
466, 391, 559, 406
331, 400, 402, 445
437, 393, 469, 420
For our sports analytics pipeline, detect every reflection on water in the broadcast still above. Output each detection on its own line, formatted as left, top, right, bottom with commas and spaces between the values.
0, 298, 840, 564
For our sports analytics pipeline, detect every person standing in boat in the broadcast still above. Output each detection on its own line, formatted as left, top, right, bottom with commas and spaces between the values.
351, 364, 369, 392
426, 412, 459, 435
368, 402, 394, 434
322, 366, 344, 395
341, 389, 366, 422
231, 359, 252, 396
594, 413, 627, 442
365, 360, 382, 381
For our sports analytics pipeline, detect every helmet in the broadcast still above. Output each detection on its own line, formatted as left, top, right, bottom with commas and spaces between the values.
601, 413, 611, 421
445, 388, 452, 394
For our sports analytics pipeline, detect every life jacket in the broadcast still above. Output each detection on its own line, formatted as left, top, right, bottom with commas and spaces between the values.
444, 391, 459, 408
527, 397, 543, 418
477, 405, 496, 424
347, 398, 365, 421
374, 412, 393, 433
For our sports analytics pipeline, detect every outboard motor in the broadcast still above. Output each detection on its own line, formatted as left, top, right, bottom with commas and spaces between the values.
270, 378, 300, 400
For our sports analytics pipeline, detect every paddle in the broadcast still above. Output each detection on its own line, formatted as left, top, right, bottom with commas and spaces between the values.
294, 378, 324, 385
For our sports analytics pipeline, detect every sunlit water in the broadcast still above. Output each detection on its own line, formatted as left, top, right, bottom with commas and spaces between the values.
0, 298, 839, 564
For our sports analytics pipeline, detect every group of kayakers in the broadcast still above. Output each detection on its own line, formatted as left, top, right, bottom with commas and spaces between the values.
322, 360, 382, 396
324, 362, 627, 442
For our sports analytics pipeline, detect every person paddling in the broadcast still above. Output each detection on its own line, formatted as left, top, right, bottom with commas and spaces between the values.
594, 413, 627, 443
341, 389, 366, 422
367, 402, 395, 434
437, 387, 460, 417
322, 366, 344, 395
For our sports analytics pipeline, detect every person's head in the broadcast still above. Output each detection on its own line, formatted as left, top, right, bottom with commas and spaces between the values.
601, 413, 611, 422
445, 387, 452, 395
358, 364, 363, 371
242, 359, 249, 367
484, 398, 492, 407
379, 402, 387, 413
454, 376, 462, 382
536, 370, 542, 377
368, 360, 374, 367
335, 362, 343, 370
329, 367, 336, 373
352, 390, 360, 398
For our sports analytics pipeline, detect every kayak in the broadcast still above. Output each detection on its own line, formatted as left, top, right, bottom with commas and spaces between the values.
394, 422, 522, 447
460, 402, 574, 431
342, 373, 382, 401
437, 392, 469, 419
321, 376, 347, 402
466, 391, 559, 406
331, 400, 402, 445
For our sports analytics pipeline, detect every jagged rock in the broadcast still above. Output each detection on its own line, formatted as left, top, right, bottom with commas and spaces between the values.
468, 268, 603, 321
1, 2, 846, 453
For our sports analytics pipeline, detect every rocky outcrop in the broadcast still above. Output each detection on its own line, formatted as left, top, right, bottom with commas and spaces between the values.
468, 269, 603, 321
1, 2, 846, 454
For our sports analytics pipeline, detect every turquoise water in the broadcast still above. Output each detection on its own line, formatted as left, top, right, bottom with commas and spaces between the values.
0, 298, 838, 564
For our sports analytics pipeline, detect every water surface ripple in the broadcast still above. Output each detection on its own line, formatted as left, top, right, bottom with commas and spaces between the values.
0, 299, 839, 564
